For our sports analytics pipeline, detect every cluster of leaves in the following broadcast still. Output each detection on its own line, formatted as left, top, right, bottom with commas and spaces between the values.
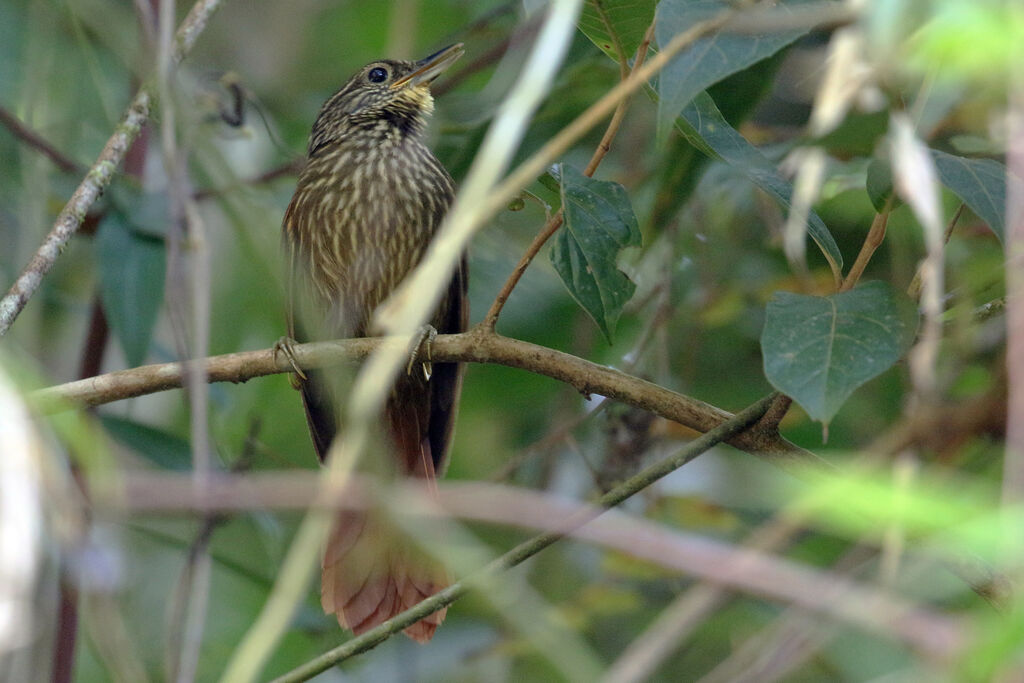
561, 0, 1011, 428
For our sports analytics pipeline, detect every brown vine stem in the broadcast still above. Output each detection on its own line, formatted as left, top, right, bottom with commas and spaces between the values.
31, 330, 823, 471
481, 21, 656, 331
840, 198, 894, 293
0, 105, 85, 174
0, 0, 223, 337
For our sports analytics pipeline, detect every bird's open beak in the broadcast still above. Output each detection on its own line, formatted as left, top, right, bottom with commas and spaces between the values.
390, 43, 464, 90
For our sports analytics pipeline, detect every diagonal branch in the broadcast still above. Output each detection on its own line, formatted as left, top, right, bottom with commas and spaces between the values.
0, 105, 86, 174
0, 0, 223, 337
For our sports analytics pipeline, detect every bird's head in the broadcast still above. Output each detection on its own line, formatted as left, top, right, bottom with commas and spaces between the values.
309, 43, 464, 155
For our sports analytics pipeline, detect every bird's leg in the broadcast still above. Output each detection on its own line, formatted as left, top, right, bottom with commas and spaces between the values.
274, 336, 307, 389
406, 325, 438, 380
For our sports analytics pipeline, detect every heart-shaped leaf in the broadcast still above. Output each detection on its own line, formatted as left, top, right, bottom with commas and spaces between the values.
550, 164, 641, 342
931, 149, 1010, 243
761, 282, 916, 424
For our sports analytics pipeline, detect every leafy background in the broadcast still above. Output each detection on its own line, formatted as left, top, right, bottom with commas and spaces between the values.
0, 0, 1021, 680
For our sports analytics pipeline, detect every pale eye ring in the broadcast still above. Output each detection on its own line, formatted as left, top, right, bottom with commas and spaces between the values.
367, 67, 389, 83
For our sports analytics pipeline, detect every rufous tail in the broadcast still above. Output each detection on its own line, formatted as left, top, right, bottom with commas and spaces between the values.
321, 507, 448, 642
321, 410, 448, 642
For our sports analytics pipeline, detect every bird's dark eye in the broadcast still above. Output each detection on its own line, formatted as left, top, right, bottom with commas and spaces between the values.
367, 67, 389, 83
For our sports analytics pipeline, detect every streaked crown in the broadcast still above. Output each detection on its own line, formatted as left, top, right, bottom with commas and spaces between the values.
308, 44, 463, 157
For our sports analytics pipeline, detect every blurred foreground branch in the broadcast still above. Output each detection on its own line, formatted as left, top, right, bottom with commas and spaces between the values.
270, 396, 771, 681
264, 396, 964, 683
87, 471, 968, 676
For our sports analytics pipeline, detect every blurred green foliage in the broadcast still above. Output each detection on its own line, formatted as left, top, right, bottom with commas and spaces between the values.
0, 0, 1020, 680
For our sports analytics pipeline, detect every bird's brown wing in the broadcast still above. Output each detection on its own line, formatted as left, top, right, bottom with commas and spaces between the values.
283, 202, 338, 462
427, 255, 468, 475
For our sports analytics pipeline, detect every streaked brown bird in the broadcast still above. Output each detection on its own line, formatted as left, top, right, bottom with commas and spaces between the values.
282, 44, 466, 642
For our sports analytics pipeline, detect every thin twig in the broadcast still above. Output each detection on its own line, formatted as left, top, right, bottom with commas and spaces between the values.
192, 158, 303, 201
907, 202, 965, 300
155, 3, 216, 675
0, 0, 223, 337
50, 299, 108, 683
0, 105, 86, 174
482, 20, 655, 330
841, 199, 893, 293
165, 423, 259, 682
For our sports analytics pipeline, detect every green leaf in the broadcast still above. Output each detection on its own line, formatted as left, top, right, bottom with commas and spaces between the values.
930, 149, 1008, 242
109, 185, 170, 238
655, 0, 809, 136
96, 210, 166, 367
550, 164, 641, 342
866, 158, 896, 213
677, 92, 843, 272
577, 0, 656, 65
581, 2, 840, 271
100, 415, 191, 470
761, 282, 916, 424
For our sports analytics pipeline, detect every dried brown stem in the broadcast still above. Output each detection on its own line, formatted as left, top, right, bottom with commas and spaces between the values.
841, 201, 892, 293
481, 21, 656, 330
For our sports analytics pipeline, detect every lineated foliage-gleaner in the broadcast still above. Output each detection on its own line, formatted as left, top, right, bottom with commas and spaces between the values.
281, 43, 467, 642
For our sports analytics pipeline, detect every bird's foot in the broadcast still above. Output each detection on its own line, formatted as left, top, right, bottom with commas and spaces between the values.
406, 325, 438, 381
274, 336, 307, 389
